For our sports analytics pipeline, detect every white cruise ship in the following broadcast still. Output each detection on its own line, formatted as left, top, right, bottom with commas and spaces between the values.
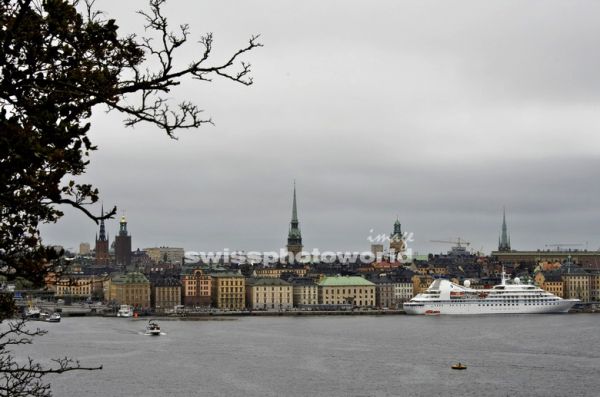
404, 270, 579, 315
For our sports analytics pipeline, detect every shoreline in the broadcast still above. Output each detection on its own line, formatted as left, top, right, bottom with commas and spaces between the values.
50, 309, 598, 319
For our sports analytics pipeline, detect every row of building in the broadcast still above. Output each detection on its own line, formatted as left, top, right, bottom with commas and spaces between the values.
51, 268, 423, 312
534, 265, 600, 302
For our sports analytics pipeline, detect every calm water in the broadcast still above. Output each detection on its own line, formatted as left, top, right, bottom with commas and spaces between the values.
10, 315, 600, 396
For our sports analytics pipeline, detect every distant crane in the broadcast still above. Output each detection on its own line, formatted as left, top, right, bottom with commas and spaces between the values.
544, 243, 584, 251
430, 238, 472, 257
430, 238, 471, 248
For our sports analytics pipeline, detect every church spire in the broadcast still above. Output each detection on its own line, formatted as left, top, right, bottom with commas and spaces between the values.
287, 181, 303, 256
498, 207, 511, 251
292, 180, 298, 223
94, 204, 110, 266
98, 204, 107, 241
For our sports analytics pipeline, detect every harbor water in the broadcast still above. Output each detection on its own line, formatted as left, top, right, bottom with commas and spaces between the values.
10, 314, 600, 396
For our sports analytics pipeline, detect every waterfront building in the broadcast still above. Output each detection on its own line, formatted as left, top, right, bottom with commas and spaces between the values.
107, 272, 151, 308
290, 278, 319, 307
114, 215, 132, 268
286, 182, 303, 257
395, 280, 414, 302
144, 246, 185, 264
498, 208, 511, 252
151, 277, 181, 313
318, 276, 375, 307
562, 264, 591, 301
374, 276, 396, 309
246, 278, 293, 310
55, 275, 104, 300
372, 274, 414, 309
79, 242, 91, 256
94, 206, 110, 266
534, 271, 564, 298
181, 268, 212, 307
210, 273, 246, 310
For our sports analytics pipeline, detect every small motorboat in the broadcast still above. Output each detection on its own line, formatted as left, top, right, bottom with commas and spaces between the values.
24, 306, 41, 319
46, 312, 61, 323
425, 309, 440, 316
451, 363, 467, 370
117, 305, 133, 317
145, 320, 161, 336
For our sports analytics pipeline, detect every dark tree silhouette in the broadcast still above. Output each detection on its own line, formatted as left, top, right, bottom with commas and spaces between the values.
0, 0, 261, 394
0, 317, 103, 397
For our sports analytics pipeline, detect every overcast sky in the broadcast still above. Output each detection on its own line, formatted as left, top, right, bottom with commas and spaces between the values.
40, 0, 600, 255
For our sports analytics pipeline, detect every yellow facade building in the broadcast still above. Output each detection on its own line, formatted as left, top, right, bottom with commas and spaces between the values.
534, 271, 564, 298
210, 273, 245, 310
246, 278, 293, 310
107, 272, 151, 308
55, 276, 104, 299
318, 276, 375, 307
563, 269, 591, 301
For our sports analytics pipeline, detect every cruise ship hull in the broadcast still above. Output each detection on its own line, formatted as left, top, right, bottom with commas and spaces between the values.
404, 299, 578, 315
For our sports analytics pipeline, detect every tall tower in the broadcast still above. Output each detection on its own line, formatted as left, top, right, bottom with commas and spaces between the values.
389, 218, 406, 258
498, 207, 511, 252
114, 215, 132, 268
286, 182, 303, 257
94, 205, 110, 266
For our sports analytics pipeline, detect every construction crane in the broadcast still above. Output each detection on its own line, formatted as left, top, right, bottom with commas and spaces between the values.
430, 238, 471, 248
544, 243, 583, 251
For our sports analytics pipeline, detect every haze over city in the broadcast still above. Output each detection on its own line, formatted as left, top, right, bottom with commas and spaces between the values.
40, 0, 600, 254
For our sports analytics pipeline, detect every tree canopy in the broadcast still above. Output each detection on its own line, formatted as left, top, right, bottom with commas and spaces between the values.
0, 0, 261, 287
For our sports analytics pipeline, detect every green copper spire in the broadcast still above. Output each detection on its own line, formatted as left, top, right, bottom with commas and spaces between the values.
292, 180, 298, 223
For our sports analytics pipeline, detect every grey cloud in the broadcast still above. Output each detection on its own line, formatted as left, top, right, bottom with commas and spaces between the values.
40, 0, 600, 257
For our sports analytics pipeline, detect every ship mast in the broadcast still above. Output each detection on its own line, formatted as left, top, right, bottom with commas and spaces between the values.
501, 265, 506, 286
